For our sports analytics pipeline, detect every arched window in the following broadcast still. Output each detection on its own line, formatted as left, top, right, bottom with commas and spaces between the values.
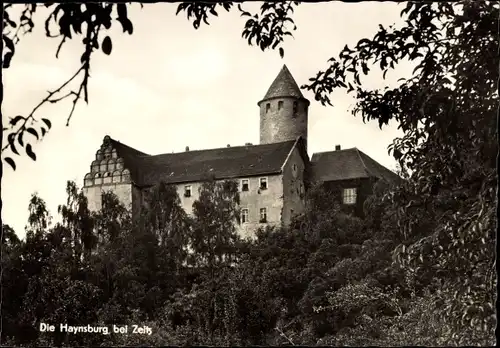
103, 172, 112, 184
94, 173, 103, 185
91, 160, 99, 173
112, 170, 122, 183
116, 158, 125, 170
104, 147, 113, 159
84, 173, 93, 186
99, 159, 107, 172
107, 159, 116, 171
122, 169, 131, 182
96, 149, 104, 161
266, 103, 271, 113
278, 100, 284, 110
293, 101, 298, 117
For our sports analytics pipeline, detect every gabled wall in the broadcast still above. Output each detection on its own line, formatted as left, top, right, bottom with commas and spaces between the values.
320, 177, 377, 217
281, 145, 307, 224
83, 138, 139, 217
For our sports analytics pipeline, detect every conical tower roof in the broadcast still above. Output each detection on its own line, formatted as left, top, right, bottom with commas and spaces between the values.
261, 64, 306, 101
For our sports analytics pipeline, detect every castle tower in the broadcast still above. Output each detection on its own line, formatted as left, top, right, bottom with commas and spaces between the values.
258, 64, 310, 150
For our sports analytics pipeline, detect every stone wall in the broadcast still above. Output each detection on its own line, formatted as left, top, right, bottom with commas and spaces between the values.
237, 174, 283, 239
142, 175, 284, 240
281, 145, 307, 224
83, 136, 135, 214
259, 97, 308, 149
83, 183, 133, 212
321, 177, 376, 217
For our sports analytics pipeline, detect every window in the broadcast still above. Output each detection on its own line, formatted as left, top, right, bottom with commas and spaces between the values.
278, 100, 284, 110
241, 208, 249, 223
266, 103, 271, 113
259, 177, 268, 190
293, 101, 298, 116
241, 179, 249, 192
343, 188, 357, 204
184, 185, 192, 197
291, 209, 294, 217
260, 208, 267, 223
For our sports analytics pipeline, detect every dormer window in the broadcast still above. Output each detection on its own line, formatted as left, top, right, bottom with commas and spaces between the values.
241, 179, 249, 192
278, 100, 284, 110
266, 103, 271, 113
184, 185, 192, 197
293, 101, 298, 116
259, 177, 268, 190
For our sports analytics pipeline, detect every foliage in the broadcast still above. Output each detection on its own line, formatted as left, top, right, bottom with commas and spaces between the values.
301, 1, 498, 345
2, 1, 496, 346
2, 2, 138, 169
188, 179, 242, 270
2, 1, 299, 169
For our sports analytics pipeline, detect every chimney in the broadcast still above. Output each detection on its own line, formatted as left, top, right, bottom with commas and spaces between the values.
185, 146, 189, 152
227, 144, 230, 147
335, 145, 341, 151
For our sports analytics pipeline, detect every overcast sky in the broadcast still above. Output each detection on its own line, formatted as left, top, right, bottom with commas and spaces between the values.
2, 2, 412, 238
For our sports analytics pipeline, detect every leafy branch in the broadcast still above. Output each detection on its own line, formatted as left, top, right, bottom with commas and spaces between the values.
2, 3, 137, 170
275, 325, 295, 345
176, 1, 300, 58
2, 65, 85, 169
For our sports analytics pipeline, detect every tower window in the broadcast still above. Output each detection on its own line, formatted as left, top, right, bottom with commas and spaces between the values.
241, 179, 249, 192
184, 185, 192, 197
293, 101, 298, 116
266, 103, 271, 113
259, 177, 268, 190
259, 208, 267, 223
241, 208, 249, 223
343, 188, 357, 205
278, 100, 284, 110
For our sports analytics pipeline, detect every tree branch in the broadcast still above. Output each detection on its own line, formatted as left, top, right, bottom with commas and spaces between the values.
1, 64, 85, 153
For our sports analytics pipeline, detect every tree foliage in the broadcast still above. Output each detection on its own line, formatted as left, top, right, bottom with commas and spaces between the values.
2, 1, 496, 346
2, 1, 299, 169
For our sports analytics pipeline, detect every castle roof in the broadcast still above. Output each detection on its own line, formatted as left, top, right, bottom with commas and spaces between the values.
107, 137, 149, 182
310, 148, 401, 184
260, 64, 307, 102
105, 136, 305, 187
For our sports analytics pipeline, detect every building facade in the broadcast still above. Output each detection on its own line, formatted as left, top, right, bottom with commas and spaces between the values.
83, 65, 399, 238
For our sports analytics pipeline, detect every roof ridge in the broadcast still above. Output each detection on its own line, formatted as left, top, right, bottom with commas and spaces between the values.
147, 140, 296, 158
109, 137, 149, 156
312, 147, 357, 156
137, 140, 296, 186
281, 137, 301, 172
356, 148, 400, 182
354, 148, 371, 177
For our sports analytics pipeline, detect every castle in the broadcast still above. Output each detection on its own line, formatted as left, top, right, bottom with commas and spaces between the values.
83, 65, 399, 238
